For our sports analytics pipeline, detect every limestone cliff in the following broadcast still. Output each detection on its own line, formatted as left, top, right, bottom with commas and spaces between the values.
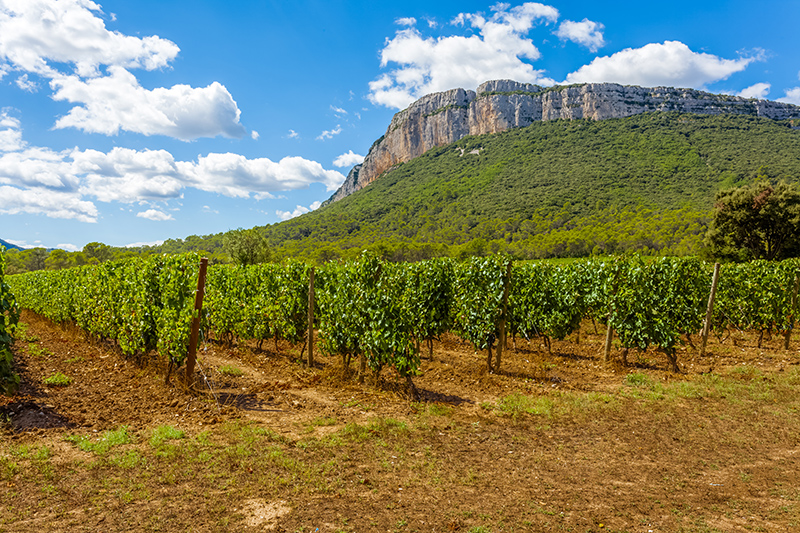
326, 80, 800, 203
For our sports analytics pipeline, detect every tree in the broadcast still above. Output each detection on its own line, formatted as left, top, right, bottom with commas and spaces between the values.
224, 228, 270, 265
706, 179, 800, 261
83, 242, 112, 263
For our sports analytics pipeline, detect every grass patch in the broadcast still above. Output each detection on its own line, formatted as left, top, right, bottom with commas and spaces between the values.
28, 343, 52, 358
149, 425, 186, 448
65, 425, 132, 455
218, 365, 243, 377
43, 372, 71, 386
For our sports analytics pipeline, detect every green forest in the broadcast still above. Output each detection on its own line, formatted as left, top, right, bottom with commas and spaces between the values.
5, 112, 800, 271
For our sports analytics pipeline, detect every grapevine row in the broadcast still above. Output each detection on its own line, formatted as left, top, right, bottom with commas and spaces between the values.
7, 254, 800, 382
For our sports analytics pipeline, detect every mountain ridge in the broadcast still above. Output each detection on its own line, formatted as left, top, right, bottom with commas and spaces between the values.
327, 80, 800, 203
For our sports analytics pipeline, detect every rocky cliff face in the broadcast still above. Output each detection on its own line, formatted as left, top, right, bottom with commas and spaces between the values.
327, 80, 800, 203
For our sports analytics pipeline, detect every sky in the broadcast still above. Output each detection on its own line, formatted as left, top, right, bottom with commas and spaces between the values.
1, 0, 799, 251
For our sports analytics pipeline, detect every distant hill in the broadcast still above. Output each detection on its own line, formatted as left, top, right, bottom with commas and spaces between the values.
151, 111, 800, 262
0, 238, 24, 251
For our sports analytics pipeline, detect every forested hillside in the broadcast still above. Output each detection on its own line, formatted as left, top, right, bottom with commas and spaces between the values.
245, 112, 800, 262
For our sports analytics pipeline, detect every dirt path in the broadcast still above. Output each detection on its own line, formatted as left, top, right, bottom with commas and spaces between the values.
2, 310, 800, 532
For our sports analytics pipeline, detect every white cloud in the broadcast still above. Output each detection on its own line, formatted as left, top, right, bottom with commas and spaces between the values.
181, 153, 345, 196
737, 82, 770, 99
0, 112, 25, 151
369, 3, 559, 109
565, 41, 759, 88
276, 200, 322, 221
555, 19, 605, 52
287, 129, 299, 139
56, 243, 80, 251
317, 125, 342, 140
778, 87, 800, 105
0, 128, 346, 221
136, 208, 173, 221
124, 240, 165, 248
0, 1, 244, 141
330, 105, 347, 114
251, 130, 259, 140
72, 147, 185, 202
0, 185, 98, 222
333, 150, 365, 168
0, 0, 180, 77
396, 17, 417, 26
50, 67, 246, 140
15, 73, 37, 91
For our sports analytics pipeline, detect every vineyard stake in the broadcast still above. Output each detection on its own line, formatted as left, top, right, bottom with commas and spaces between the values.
307, 266, 315, 367
186, 257, 208, 389
700, 263, 720, 357
783, 273, 799, 350
495, 260, 512, 372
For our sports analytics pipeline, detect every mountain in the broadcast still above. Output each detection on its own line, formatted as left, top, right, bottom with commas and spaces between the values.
0, 239, 24, 251
252, 111, 800, 262
326, 80, 800, 204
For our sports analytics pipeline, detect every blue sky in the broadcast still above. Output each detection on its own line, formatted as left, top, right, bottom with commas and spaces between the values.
1, 0, 799, 251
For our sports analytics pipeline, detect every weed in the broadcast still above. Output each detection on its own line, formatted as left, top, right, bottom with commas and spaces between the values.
494, 393, 553, 418
64, 356, 84, 364
65, 425, 132, 455
43, 372, 71, 386
219, 365, 244, 377
150, 425, 186, 448
27, 343, 51, 358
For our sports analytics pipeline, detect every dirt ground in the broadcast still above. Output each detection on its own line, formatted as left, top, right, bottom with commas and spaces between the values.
2, 309, 800, 532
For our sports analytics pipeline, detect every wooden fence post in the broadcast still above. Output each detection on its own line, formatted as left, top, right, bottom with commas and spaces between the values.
186, 257, 208, 389
700, 263, 721, 357
783, 273, 799, 350
307, 267, 315, 367
495, 260, 512, 372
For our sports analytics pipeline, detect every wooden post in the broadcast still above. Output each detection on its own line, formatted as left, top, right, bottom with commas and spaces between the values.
783, 273, 799, 350
603, 269, 619, 364
186, 257, 209, 389
495, 260, 512, 372
603, 321, 614, 363
307, 267, 315, 367
699, 263, 720, 357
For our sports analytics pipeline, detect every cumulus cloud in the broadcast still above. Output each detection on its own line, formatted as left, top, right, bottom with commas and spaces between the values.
565, 41, 760, 88
0, 1, 245, 141
0, 0, 180, 77
737, 82, 771, 99
56, 243, 80, 251
0, 185, 98, 222
369, 2, 559, 109
124, 240, 165, 248
316, 125, 342, 140
778, 87, 800, 105
50, 67, 246, 140
276, 200, 322, 221
287, 129, 299, 139
15, 74, 37, 92
0, 128, 346, 221
136, 208, 173, 221
396, 17, 417, 26
181, 153, 345, 197
251, 130, 259, 140
555, 19, 605, 52
333, 150, 365, 168
330, 105, 347, 115
0, 112, 25, 152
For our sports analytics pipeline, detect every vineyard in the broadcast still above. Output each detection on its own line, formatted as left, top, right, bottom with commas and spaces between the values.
7, 253, 800, 387
4, 252, 800, 531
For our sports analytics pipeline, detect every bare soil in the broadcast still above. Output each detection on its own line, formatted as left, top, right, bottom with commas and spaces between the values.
2, 309, 800, 532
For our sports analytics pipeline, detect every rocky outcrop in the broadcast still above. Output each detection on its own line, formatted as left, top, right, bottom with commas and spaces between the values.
326, 81, 800, 203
